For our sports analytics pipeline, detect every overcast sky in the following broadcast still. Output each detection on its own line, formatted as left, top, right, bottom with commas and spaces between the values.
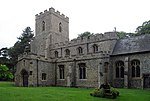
0, 0, 150, 49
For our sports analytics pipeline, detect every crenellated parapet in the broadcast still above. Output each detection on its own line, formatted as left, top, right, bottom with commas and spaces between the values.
52, 32, 118, 49
35, 7, 69, 22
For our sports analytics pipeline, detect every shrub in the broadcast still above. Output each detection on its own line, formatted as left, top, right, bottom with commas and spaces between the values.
111, 87, 119, 96
0, 64, 14, 81
90, 84, 119, 99
90, 88, 105, 98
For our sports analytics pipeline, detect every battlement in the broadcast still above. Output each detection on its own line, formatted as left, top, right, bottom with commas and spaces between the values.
52, 32, 118, 49
35, 7, 69, 22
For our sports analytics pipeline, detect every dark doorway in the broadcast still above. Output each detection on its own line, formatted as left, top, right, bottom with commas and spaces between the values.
21, 69, 29, 87
143, 74, 150, 88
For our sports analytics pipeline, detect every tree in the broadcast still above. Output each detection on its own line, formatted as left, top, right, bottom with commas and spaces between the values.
18, 27, 34, 44
0, 64, 14, 81
0, 47, 8, 58
78, 31, 93, 37
117, 31, 135, 39
136, 20, 150, 35
8, 27, 34, 65
0, 47, 12, 70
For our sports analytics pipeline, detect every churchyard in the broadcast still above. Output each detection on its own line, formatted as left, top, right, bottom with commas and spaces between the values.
0, 82, 149, 101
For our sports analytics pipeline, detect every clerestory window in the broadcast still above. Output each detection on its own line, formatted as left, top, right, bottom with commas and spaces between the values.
65, 49, 70, 56
77, 47, 83, 55
93, 44, 98, 53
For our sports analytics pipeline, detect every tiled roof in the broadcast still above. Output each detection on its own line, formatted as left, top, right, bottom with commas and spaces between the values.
112, 34, 150, 55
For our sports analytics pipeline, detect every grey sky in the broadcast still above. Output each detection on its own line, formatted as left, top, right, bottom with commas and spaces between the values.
0, 0, 150, 49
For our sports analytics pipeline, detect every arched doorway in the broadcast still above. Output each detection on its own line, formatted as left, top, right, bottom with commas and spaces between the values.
21, 69, 29, 87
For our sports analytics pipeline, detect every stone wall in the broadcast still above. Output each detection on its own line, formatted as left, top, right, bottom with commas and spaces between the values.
37, 60, 55, 86
110, 52, 150, 88
55, 58, 105, 87
15, 54, 55, 87
50, 32, 118, 59
35, 7, 69, 44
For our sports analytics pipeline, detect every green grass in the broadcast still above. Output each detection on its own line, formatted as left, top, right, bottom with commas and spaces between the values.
0, 82, 150, 101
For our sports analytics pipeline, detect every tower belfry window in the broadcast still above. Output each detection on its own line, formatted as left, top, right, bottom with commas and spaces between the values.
55, 51, 58, 58
59, 23, 62, 32
42, 21, 45, 31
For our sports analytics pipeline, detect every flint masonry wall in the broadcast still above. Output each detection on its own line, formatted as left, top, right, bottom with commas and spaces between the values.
50, 32, 118, 59
31, 7, 69, 57
110, 52, 150, 88
51, 32, 118, 87
35, 7, 69, 44
16, 7, 122, 88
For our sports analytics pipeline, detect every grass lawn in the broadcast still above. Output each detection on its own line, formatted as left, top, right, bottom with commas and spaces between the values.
0, 82, 150, 101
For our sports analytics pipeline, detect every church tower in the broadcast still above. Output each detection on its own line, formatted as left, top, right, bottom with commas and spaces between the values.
31, 7, 69, 57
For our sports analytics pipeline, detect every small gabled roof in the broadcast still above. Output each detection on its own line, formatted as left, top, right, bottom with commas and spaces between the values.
112, 34, 150, 56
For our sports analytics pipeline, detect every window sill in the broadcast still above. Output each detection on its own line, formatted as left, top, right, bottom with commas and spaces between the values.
114, 78, 124, 79
58, 79, 65, 80
93, 51, 99, 53
131, 77, 141, 79
78, 53, 84, 55
79, 79, 87, 80
41, 80, 47, 81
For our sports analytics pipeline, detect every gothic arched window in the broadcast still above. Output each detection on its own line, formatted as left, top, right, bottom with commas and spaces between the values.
65, 49, 70, 56
132, 66, 135, 77
78, 63, 86, 79
59, 22, 62, 32
131, 60, 140, 78
59, 65, 65, 79
115, 61, 124, 78
116, 66, 119, 78
93, 44, 98, 53
42, 21, 45, 31
121, 66, 124, 78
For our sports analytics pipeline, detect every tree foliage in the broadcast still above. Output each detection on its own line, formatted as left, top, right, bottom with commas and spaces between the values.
116, 31, 135, 39
0, 48, 8, 58
8, 27, 34, 65
0, 47, 9, 65
18, 27, 34, 43
136, 20, 150, 35
117, 20, 150, 39
0, 27, 34, 79
0, 64, 14, 81
78, 31, 93, 37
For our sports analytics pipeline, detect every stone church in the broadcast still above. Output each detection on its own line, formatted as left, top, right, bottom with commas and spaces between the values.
15, 7, 150, 89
